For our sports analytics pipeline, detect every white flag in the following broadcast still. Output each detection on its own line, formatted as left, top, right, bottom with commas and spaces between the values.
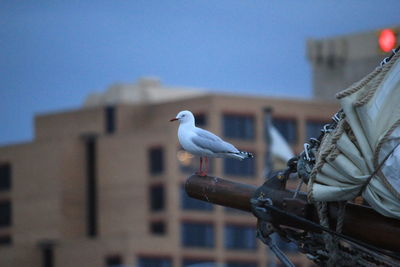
270, 125, 294, 162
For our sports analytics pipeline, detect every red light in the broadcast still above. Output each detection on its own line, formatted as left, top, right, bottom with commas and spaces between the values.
378, 29, 396, 52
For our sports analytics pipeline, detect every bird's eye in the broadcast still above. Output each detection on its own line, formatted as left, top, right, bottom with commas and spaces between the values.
182, 115, 185, 117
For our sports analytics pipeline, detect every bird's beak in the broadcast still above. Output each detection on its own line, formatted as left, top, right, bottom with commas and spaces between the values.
170, 118, 178, 122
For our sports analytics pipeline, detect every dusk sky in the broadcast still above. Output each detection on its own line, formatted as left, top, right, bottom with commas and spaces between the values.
1, 1, 399, 145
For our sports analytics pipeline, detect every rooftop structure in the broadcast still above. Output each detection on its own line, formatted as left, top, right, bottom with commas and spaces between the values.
307, 26, 399, 100
84, 77, 207, 107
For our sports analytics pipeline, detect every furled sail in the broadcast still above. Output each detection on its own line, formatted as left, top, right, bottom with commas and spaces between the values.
308, 51, 400, 219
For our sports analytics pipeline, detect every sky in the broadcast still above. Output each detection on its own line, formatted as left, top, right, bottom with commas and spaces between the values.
0, 0, 399, 145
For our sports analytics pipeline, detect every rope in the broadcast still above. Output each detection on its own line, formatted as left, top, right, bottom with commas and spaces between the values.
335, 66, 381, 99
326, 147, 340, 161
344, 122, 358, 147
372, 119, 400, 198
292, 180, 304, 199
316, 202, 337, 267
335, 201, 346, 234
373, 119, 400, 169
308, 119, 347, 202
353, 51, 400, 107
315, 201, 348, 266
336, 46, 399, 100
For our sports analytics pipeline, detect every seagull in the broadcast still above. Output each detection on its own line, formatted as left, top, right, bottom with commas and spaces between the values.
170, 110, 253, 176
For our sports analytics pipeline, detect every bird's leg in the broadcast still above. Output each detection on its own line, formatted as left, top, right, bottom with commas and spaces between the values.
205, 157, 209, 175
196, 157, 206, 177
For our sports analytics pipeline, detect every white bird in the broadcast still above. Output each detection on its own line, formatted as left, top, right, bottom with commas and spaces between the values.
170, 110, 253, 176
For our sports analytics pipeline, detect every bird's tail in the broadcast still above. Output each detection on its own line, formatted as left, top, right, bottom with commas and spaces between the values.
233, 151, 253, 160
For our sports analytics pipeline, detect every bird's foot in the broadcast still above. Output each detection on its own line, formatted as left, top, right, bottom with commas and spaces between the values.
195, 171, 207, 177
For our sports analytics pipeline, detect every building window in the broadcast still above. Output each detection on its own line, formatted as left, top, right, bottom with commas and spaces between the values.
194, 113, 207, 127
149, 185, 165, 212
306, 120, 329, 140
105, 106, 116, 134
0, 201, 11, 228
41, 243, 54, 267
106, 255, 122, 267
85, 136, 98, 237
149, 147, 164, 175
0, 235, 11, 246
181, 222, 214, 248
226, 261, 257, 267
223, 114, 255, 140
0, 163, 11, 192
150, 221, 166, 235
138, 257, 172, 267
223, 154, 255, 177
224, 225, 256, 250
182, 259, 216, 267
181, 186, 213, 211
272, 118, 297, 145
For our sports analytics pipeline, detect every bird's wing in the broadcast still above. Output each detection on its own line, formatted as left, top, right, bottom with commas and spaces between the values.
191, 127, 239, 154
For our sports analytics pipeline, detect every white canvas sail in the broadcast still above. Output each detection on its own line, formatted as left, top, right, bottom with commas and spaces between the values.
308, 52, 400, 219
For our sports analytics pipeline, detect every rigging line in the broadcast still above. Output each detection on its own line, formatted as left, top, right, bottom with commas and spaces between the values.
257, 229, 295, 267
259, 202, 400, 261
357, 141, 400, 196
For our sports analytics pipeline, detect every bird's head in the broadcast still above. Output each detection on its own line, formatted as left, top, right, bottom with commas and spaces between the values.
170, 110, 195, 125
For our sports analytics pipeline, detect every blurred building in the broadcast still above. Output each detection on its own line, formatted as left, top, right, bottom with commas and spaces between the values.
0, 77, 338, 267
307, 26, 400, 100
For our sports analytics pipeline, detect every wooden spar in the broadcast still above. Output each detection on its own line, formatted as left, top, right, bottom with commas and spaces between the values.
184, 174, 400, 253
185, 174, 256, 212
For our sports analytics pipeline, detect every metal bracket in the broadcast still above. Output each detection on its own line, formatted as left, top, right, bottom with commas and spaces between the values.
251, 196, 295, 267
